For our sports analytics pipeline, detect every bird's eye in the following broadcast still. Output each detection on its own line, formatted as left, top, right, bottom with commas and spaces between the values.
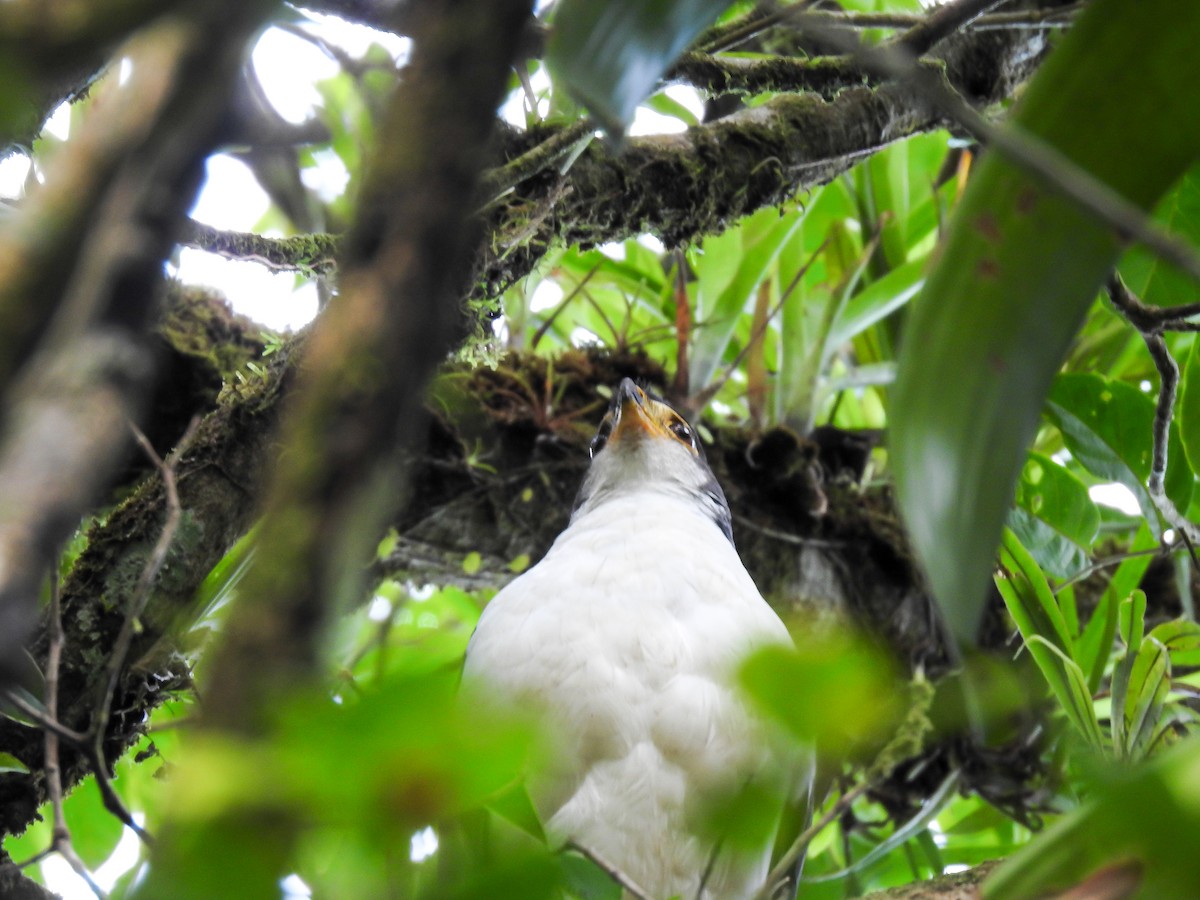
591, 418, 614, 457
669, 420, 693, 445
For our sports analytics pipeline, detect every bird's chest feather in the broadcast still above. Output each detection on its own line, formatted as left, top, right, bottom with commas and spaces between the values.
465, 495, 788, 780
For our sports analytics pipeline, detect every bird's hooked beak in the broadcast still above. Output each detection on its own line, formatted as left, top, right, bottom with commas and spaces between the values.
609, 378, 662, 444
589, 378, 699, 460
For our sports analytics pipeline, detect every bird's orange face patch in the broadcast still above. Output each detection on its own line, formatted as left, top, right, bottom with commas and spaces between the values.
591, 380, 701, 458
608, 386, 698, 454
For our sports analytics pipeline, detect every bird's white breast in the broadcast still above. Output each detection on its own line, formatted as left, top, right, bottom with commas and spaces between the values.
463, 492, 791, 898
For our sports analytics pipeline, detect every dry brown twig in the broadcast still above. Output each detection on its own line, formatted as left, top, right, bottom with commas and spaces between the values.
7, 416, 201, 881
563, 839, 653, 900
42, 571, 106, 898
86, 417, 201, 844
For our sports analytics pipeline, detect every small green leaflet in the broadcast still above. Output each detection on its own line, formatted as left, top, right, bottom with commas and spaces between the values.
1007, 452, 1099, 579
1045, 373, 1193, 534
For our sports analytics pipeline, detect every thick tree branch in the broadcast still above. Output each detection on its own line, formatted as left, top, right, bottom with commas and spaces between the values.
0, 1, 277, 695
792, 2, 1200, 287
202, 0, 536, 726
477, 12, 1056, 298
0, 341, 288, 836
668, 52, 947, 98
179, 221, 339, 276
893, 0, 1006, 56
0, 0, 194, 154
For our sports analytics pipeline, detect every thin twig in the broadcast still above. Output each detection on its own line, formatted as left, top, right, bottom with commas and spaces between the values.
696, 2, 1080, 54
695, 835, 724, 900
563, 840, 653, 900
88, 417, 200, 845
531, 262, 601, 350
1052, 545, 1168, 595
45, 570, 107, 899
1, 689, 88, 744
1141, 331, 1200, 548
696, 0, 820, 54
1105, 276, 1200, 552
892, 0, 1004, 55
1104, 273, 1200, 329
753, 782, 870, 900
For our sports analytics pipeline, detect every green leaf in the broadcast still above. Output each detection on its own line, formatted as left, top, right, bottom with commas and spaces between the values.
1006, 452, 1100, 579
997, 529, 1075, 655
1119, 167, 1200, 309
0, 752, 28, 775
488, 781, 546, 843
643, 90, 700, 128
547, 0, 729, 136
890, 0, 1200, 644
1122, 637, 1170, 760
985, 737, 1200, 898
1118, 590, 1147, 653
805, 771, 960, 884
827, 256, 926, 349
1025, 636, 1105, 751
1179, 337, 1200, 475
690, 206, 804, 390
1076, 523, 1156, 691
740, 633, 903, 759
1046, 373, 1193, 532
1148, 618, 1200, 667
64, 778, 126, 869
560, 851, 623, 900
996, 531, 1103, 749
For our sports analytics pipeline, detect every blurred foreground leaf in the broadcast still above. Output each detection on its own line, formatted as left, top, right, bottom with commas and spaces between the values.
740, 630, 903, 760
985, 736, 1200, 899
547, 0, 730, 136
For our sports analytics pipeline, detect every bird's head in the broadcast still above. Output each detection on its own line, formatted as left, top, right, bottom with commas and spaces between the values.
572, 378, 733, 541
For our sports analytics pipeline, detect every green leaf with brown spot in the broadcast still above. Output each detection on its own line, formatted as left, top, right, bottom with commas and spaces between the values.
890, 0, 1200, 643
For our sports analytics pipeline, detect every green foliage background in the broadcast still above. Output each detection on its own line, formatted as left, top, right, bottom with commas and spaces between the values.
4, 0, 1200, 898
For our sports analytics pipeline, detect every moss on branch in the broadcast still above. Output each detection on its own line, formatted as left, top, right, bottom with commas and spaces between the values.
180, 221, 340, 276
476, 13, 1053, 299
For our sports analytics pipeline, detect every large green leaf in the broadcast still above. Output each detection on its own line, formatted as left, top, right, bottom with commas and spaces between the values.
1148, 618, 1200, 667
547, 0, 731, 136
1006, 452, 1099, 580
889, 0, 1200, 644
1120, 637, 1169, 760
1046, 373, 1193, 532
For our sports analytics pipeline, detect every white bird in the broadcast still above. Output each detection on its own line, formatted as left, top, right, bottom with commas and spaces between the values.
463, 378, 801, 899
